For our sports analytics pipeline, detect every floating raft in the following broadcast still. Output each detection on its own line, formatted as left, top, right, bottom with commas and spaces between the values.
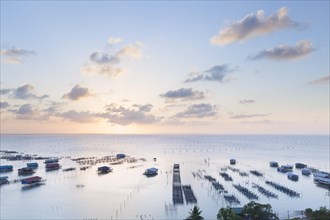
172, 164, 183, 204
182, 185, 197, 204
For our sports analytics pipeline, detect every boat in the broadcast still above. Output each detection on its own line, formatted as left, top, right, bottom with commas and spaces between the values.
277, 165, 293, 173
18, 167, 35, 175
97, 166, 112, 174
0, 165, 13, 172
0, 176, 9, 185
21, 176, 45, 188
27, 162, 39, 169
63, 167, 76, 172
116, 154, 126, 159
269, 161, 279, 167
46, 163, 61, 171
295, 163, 307, 169
144, 167, 158, 176
313, 171, 330, 187
230, 159, 236, 165
287, 172, 299, 181
302, 168, 311, 176
44, 158, 59, 164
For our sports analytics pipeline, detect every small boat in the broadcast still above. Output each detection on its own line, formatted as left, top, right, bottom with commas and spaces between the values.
97, 166, 112, 174
18, 167, 35, 176
0, 165, 13, 172
27, 162, 39, 169
295, 163, 307, 169
269, 161, 279, 167
46, 163, 61, 171
302, 168, 311, 176
0, 176, 9, 185
144, 167, 158, 176
63, 167, 76, 172
287, 172, 299, 181
44, 158, 59, 164
21, 176, 45, 188
313, 171, 330, 187
116, 154, 126, 159
230, 159, 236, 165
277, 165, 293, 173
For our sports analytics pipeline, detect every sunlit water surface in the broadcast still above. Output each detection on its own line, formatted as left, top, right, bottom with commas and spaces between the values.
0, 135, 329, 219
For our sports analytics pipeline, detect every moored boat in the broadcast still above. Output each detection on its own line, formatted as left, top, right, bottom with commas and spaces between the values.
143, 167, 158, 176
97, 166, 112, 174
287, 172, 299, 181
295, 163, 307, 169
21, 176, 45, 188
269, 161, 279, 167
0, 165, 13, 172
277, 165, 293, 173
18, 167, 35, 175
44, 158, 59, 164
27, 162, 39, 169
46, 163, 61, 171
0, 176, 9, 185
302, 168, 311, 176
313, 171, 330, 187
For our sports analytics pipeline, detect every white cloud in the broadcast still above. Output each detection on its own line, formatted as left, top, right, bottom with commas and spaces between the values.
239, 99, 255, 104
1, 47, 35, 64
160, 88, 205, 101
210, 7, 301, 46
308, 75, 330, 85
174, 103, 218, 118
108, 37, 123, 45
230, 113, 269, 119
184, 65, 237, 83
56, 110, 100, 123
1, 84, 49, 100
81, 40, 143, 78
248, 40, 314, 61
99, 103, 159, 125
62, 85, 94, 101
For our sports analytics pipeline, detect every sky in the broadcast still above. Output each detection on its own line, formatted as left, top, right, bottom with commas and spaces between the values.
0, 1, 329, 134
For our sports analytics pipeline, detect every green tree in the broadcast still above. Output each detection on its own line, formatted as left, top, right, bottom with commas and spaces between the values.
217, 207, 242, 220
185, 206, 204, 220
304, 206, 330, 220
241, 201, 279, 220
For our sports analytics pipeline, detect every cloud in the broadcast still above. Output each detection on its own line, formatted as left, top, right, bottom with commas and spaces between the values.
308, 75, 330, 85
210, 7, 302, 46
1, 84, 49, 100
160, 88, 205, 101
89, 52, 120, 65
241, 120, 272, 124
248, 40, 314, 61
62, 85, 94, 101
56, 110, 100, 123
239, 99, 255, 104
1, 47, 35, 64
184, 64, 238, 83
15, 104, 36, 120
81, 40, 142, 78
174, 103, 218, 118
0, 102, 10, 109
230, 113, 269, 119
108, 37, 123, 45
117, 43, 143, 59
99, 103, 159, 125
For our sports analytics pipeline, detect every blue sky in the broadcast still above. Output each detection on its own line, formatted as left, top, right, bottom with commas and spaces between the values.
1, 1, 329, 134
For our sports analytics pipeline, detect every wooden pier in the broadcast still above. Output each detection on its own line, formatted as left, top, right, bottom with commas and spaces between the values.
172, 164, 183, 204
182, 185, 197, 204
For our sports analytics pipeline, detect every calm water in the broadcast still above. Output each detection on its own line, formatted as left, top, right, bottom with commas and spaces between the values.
0, 135, 329, 219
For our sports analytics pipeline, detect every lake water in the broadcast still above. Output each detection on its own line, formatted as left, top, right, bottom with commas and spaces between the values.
0, 134, 329, 219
